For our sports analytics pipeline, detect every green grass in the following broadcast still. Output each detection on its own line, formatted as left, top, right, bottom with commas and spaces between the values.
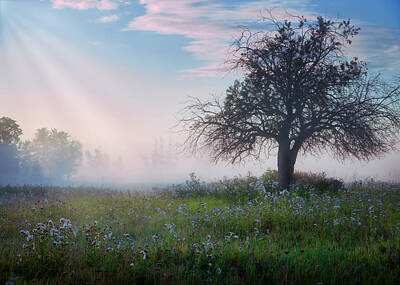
0, 177, 399, 284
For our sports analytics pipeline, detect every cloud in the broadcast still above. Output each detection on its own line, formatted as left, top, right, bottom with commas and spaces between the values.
51, 0, 118, 10
385, 44, 399, 55
53, 0, 399, 77
349, 25, 400, 72
124, 0, 314, 77
97, 14, 119, 23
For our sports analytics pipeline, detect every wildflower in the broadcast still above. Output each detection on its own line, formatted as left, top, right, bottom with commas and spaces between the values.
164, 223, 175, 233
106, 231, 112, 239
50, 228, 59, 236
279, 189, 289, 196
60, 218, 69, 224
225, 232, 239, 241
254, 227, 259, 236
60, 218, 72, 229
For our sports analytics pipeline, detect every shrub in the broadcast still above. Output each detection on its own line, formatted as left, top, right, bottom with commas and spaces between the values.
260, 170, 344, 193
261, 170, 278, 183
293, 171, 343, 193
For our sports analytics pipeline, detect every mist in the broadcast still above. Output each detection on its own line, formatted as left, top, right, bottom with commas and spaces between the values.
1, 1, 399, 187
1, 121, 399, 188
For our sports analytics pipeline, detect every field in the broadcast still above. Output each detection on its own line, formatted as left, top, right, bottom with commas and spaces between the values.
0, 173, 399, 284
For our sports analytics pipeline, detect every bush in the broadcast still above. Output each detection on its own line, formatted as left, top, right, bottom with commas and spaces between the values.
260, 170, 344, 193
293, 171, 343, 193
261, 170, 278, 183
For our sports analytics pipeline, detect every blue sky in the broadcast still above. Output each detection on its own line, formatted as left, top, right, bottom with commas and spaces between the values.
3, 0, 399, 77
0, 0, 400, 182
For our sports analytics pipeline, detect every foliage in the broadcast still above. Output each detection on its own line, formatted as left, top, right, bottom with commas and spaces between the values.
0, 176, 399, 284
0, 144, 20, 185
0, 116, 22, 146
261, 169, 278, 183
0, 117, 23, 184
180, 15, 400, 187
0, 117, 83, 185
21, 128, 82, 182
293, 171, 344, 193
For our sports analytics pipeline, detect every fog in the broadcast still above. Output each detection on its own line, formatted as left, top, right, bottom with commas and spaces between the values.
2, 48, 399, 187
75, 145, 400, 186
1, 127, 399, 188
1, 1, 399, 187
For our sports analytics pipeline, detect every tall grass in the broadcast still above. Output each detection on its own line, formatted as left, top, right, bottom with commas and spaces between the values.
0, 174, 399, 284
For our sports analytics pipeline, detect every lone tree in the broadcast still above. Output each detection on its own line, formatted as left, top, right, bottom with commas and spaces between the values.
181, 15, 400, 188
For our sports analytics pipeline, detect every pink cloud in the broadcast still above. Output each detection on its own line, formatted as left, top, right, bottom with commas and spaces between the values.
51, 0, 118, 10
124, 0, 314, 77
98, 14, 119, 23
182, 62, 229, 78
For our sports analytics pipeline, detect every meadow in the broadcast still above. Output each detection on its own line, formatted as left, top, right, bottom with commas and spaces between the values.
0, 172, 399, 284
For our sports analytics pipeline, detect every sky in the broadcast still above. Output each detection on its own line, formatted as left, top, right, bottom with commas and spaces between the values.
0, 0, 400, 183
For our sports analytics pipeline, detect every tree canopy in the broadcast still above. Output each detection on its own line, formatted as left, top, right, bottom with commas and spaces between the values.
27, 128, 83, 181
181, 15, 400, 188
0, 117, 23, 184
0, 116, 22, 146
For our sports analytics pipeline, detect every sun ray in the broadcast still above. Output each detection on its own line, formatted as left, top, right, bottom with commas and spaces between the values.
0, 4, 131, 150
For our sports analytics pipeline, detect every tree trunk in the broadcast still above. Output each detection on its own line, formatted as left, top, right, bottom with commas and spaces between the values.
277, 141, 297, 189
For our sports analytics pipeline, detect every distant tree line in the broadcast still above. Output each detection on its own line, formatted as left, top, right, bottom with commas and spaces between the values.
0, 117, 82, 185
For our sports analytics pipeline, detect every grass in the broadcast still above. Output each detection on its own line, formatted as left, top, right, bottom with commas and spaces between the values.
0, 174, 399, 284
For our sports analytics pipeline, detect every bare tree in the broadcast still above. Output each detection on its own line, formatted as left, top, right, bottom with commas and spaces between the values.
181, 15, 400, 188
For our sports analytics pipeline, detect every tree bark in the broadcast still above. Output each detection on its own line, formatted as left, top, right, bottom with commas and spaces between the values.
277, 141, 297, 189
